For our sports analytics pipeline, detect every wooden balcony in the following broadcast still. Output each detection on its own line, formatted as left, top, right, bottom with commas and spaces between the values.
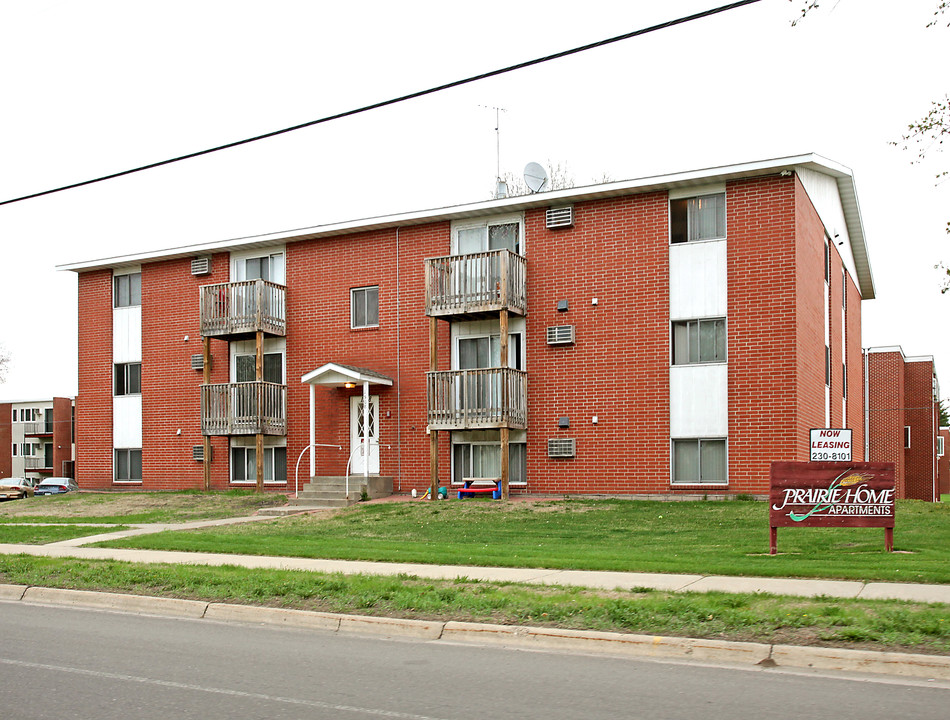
425, 249, 527, 319
427, 367, 527, 430
199, 279, 286, 338
201, 381, 287, 436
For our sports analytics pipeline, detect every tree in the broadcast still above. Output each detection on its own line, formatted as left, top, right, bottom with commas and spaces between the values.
793, 2, 950, 288
940, 399, 950, 427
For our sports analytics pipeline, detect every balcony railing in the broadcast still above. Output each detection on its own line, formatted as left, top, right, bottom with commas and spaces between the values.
23, 457, 52, 470
201, 381, 287, 436
425, 249, 527, 317
22, 421, 53, 435
200, 279, 286, 337
427, 367, 527, 430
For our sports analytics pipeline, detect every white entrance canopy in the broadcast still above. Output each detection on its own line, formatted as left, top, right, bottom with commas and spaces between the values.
300, 363, 393, 477
300, 363, 393, 388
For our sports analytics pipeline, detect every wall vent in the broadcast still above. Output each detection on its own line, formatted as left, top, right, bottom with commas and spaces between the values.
548, 438, 576, 458
191, 354, 205, 370
546, 206, 574, 229
191, 256, 211, 275
546, 325, 575, 345
193, 445, 211, 462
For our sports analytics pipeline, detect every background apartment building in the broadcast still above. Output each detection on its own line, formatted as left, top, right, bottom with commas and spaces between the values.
865, 348, 942, 501
63, 154, 872, 497
0, 397, 75, 481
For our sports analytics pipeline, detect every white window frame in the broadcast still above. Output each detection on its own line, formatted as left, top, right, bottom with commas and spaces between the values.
454, 331, 524, 371
671, 318, 726, 366
230, 247, 286, 285
671, 438, 728, 486
904, 426, 911, 449
229, 444, 288, 485
113, 271, 142, 308
451, 213, 525, 256
938, 436, 945, 457
114, 362, 142, 396
451, 440, 527, 486
669, 191, 726, 244
114, 448, 142, 483
350, 285, 380, 329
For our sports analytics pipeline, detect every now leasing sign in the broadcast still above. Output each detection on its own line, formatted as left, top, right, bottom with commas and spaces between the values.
809, 428, 853, 462
769, 461, 896, 554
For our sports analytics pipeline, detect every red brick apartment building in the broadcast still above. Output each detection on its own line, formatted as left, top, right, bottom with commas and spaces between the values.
61, 154, 874, 498
865, 348, 942, 501
0, 397, 75, 481
938, 427, 950, 497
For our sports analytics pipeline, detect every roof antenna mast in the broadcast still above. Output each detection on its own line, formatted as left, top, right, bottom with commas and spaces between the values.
480, 105, 508, 198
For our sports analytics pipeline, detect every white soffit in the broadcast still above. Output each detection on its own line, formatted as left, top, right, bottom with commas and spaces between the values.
301, 363, 393, 387
58, 153, 874, 295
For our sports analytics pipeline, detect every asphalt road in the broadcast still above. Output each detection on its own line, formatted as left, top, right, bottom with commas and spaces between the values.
2, 601, 948, 720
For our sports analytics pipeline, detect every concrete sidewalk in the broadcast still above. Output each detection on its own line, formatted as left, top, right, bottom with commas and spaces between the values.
1, 513, 948, 603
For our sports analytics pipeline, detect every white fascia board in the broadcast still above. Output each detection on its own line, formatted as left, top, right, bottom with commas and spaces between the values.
905, 355, 936, 364
864, 346, 906, 357
58, 153, 866, 274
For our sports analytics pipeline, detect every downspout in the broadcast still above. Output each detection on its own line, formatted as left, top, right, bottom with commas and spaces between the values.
396, 227, 401, 491
863, 349, 869, 462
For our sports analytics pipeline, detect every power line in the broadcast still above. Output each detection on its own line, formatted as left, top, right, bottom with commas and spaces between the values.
0, 0, 762, 208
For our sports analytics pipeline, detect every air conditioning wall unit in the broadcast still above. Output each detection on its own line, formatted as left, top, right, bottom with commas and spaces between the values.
193, 445, 211, 462
546, 206, 574, 229
547, 438, 576, 458
191, 354, 205, 370
191, 256, 211, 275
546, 325, 575, 345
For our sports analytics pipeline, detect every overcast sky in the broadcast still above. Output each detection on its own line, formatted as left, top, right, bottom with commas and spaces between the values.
1, 0, 948, 407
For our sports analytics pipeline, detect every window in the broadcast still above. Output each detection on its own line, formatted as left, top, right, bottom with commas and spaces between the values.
938, 436, 945, 457
11, 444, 17, 456
230, 446, 287, 483
351, 286, 379, 328
825, 347, 831, 387
672, 319, 725, 365
672, 439, 726, 484
824, 239, 831, 283
115, 448, 142, 482
670, 193, 725, 244
238, 252, 284, 283
842, 362, 847, 398
904, 426, 911, 449
114, 272, 142, 308
457, 333, 523, 370
235, 353, 283, 383
16, 408, 37, 422
20, 442, 34, 457
452, 442, 526, 485
455, 217, 522, 255
114, 362, 142, 395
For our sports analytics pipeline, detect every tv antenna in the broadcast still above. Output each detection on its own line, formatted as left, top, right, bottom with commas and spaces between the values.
480, 105, 507, 197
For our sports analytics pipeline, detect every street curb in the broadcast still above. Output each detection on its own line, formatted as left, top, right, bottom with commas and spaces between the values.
5, 583, 949, 680
20, 586, 208, 619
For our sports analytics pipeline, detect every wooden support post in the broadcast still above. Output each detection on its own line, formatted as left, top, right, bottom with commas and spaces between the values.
499, 309, 509, 500
202, 336, 211, 491
429, 316, 438, 500
769, 526, 777, 555
255, 330, 264, 493
885, 527, 894, 553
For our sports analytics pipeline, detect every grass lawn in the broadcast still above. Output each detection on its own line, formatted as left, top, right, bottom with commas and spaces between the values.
0, 490, 286, 524
0, 525, 131, 544
95, 498, 950, 584
1, 554, 948, 655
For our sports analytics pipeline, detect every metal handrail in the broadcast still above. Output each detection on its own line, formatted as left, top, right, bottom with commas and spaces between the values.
293, 443, 343, 499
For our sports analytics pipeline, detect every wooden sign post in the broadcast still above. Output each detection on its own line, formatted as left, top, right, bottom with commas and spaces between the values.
769, 461, 895, 555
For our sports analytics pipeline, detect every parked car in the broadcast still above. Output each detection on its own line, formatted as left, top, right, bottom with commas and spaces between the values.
0, 477, 36, 500
33, 477, 79, 496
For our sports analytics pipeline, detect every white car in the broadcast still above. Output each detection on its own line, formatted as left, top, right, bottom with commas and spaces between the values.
33, 477, 79, 496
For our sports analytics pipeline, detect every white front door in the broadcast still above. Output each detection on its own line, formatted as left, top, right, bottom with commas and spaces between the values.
350, 395, 379, 474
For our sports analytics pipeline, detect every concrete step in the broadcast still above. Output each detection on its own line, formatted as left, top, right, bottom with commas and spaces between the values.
287, 496, 357, 509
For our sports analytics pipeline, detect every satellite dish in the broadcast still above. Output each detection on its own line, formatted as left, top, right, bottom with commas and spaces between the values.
524, 162, 548, 193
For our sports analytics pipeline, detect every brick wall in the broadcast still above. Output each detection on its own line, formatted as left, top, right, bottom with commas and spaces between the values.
904, 360, 937, 501
52, 396, 73, 477
0, 403, 10, 479
76, 269, 114, 487
939, 428, 950, 496
866, 351, 906, 496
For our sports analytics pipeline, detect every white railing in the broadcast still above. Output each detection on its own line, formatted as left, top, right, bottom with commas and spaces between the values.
427, 367, 527, 430
344, 441, 391, 500
201, 382, 286, 435
293, 443, 343, 499
425, 249, 526, 316
199, 279, 286, 336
